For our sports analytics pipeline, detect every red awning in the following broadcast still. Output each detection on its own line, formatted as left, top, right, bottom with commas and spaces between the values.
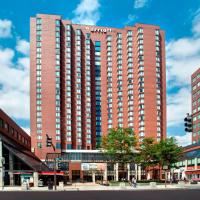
13, 172, 32, 175
39, 171, 65, 176
185, 170, 200, 175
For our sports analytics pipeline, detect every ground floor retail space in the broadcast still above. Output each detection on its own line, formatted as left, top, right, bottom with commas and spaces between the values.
46, 161, 147, 183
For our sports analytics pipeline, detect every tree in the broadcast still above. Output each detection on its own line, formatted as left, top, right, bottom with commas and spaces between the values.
156, 137, 183, 184
136, 138, 159, 179
101, 127, 137, 180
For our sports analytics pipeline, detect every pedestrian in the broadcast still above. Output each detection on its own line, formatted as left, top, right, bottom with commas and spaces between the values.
132, 176, 137, 188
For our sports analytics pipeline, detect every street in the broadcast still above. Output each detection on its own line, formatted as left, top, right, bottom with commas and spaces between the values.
0, 189, 200, 200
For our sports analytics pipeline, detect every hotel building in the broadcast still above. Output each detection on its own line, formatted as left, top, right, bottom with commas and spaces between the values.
30, 14, 166, 160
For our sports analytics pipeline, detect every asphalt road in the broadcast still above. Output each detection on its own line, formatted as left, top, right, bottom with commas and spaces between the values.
0, 189, 200, 200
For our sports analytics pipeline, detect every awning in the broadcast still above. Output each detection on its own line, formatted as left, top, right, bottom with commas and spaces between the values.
39, 171, 65, 176
185, 170, 200, 174
3, 142, 49, 171
13, 172, 33, 175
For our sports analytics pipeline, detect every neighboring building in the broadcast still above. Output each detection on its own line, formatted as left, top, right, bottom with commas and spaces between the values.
30, 14, 166, 160
191, 68, 200, 144
0, 109, 48, 187
172, 144, 200, 180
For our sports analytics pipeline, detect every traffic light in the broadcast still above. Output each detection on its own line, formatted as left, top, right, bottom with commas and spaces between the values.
184, 113, 193, 132
46, 134, 52, 147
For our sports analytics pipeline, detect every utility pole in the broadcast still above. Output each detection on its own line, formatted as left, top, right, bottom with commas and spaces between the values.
46, 134, 56, 190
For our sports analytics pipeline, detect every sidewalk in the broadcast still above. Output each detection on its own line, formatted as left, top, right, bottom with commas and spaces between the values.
1, 183, 200, 191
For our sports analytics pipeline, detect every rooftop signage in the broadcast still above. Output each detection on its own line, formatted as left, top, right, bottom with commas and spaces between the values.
85, 26, 112, 33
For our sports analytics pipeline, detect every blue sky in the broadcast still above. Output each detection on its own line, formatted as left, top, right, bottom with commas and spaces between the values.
1, 0, 200, 146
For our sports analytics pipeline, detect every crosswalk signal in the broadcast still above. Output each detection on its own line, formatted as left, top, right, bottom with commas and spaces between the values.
46, 134, 52, 147
184, 113, 193, 132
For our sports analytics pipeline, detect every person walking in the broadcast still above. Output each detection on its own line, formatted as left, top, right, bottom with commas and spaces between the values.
132, 176, 137, 188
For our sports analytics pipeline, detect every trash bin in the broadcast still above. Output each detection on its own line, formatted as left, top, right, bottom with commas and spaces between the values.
48, 181, 53, 190
22, 181, 29, 190
59, 182, 64, 188
38, 179, 44, 187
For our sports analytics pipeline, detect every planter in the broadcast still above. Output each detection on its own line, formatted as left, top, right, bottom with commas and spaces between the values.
149, 182, 157, 188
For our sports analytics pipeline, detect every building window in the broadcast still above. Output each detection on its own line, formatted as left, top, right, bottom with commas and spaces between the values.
0, 118, 3, 128
37, 142, 42, 149
36, 18, 42, 25
67, 144, 72, 149
56, 142, 61, 149
37, 135, 42, 140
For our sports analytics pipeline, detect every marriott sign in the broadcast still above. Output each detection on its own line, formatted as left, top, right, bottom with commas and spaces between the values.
85, 26, 112, 33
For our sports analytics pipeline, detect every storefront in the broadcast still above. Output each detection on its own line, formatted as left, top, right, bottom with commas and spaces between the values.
45, 150, 142, 182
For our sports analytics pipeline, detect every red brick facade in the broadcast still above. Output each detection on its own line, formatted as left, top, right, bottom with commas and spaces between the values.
0, 109, 31, 150
191, 68, 200, 144
30, 14, 166, 160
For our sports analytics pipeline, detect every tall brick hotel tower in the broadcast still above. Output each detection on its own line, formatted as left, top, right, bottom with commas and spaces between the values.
30, 14, 166, 159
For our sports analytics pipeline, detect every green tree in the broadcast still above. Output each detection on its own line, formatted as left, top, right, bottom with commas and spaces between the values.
101, 127, 137, 180
156, 137, 183, 184
136, 137, 159, 179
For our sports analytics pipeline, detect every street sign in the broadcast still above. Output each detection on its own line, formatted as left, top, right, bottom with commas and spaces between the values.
163, 165, 168, 170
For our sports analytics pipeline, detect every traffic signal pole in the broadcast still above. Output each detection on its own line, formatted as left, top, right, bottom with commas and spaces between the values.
54, 157, 57, 191
46, 134, 57, 190
184, 113, 193, 132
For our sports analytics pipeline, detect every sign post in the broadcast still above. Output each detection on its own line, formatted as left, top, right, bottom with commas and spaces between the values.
163, 165, 168, 188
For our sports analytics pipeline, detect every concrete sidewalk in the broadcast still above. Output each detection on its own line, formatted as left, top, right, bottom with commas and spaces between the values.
1, 183, 200, 191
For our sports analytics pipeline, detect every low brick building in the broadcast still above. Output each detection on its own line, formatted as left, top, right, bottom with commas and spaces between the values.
0, 108, 48, 187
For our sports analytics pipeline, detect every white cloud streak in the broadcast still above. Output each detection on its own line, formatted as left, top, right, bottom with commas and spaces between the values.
134, 0, 148, 9
125, 14, 137, 25
192, 8, 200, 36
0, 19, 12, 38
72, 0, 100, 25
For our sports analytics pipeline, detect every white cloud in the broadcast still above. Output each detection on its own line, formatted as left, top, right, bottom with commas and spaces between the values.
0, 19, 12, 38
22, 127, 30, 135
167, 87, 191, 127
134, 0, 148, 9
16, 39, 30, 56
0, 47, 30, 120
166, 11, 200, 88
72, 0, 100, 25
173, 132, 192, 147
166, 8, 200, 133
125, 14, 137, 25
192, 9, 200, 36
